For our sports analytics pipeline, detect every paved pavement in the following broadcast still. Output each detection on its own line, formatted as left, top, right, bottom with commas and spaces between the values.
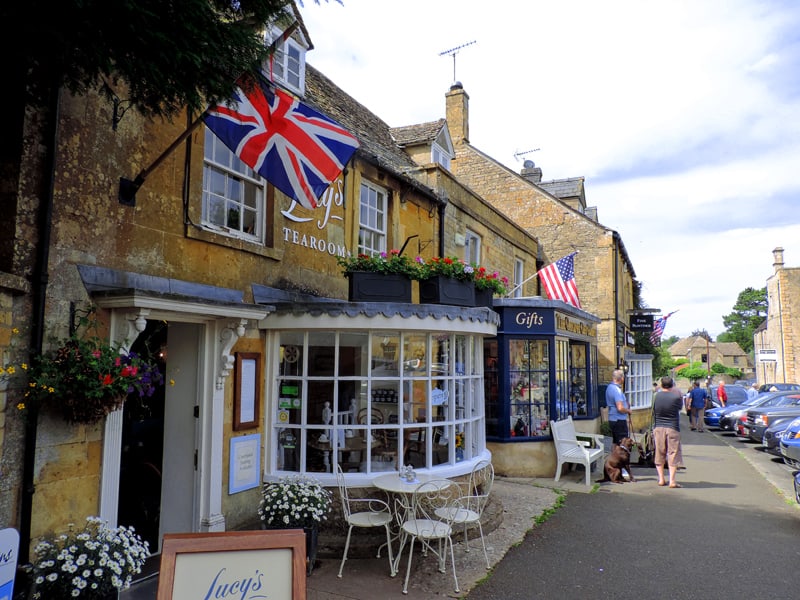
122, 416, 800, 599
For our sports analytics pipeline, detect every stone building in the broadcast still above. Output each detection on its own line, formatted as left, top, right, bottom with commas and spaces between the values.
668, 336, 754, 379
0, 9, 549, 564
754, 247, 800, 384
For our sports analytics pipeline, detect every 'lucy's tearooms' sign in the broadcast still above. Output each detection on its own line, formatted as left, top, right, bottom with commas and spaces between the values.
0, 528, 19, 600
157, 530, 305, 600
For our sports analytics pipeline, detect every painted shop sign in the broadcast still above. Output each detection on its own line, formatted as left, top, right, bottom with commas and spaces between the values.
499, 307, 596, 340
157, 530, 305, 600
0, 528, 19, 600
281, 178, 349, 259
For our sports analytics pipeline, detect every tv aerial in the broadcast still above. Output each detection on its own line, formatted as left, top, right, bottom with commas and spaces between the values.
514, 148, 540, 163
439, 40, 476, 82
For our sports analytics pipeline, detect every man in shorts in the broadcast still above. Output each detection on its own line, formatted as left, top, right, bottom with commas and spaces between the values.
653, 376, 684, 488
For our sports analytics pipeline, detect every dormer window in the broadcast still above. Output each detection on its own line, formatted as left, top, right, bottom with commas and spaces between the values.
266, 26, 307, 95
432, 127, 454, 170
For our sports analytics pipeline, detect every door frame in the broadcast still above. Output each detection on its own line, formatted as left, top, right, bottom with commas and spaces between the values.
96, 300, 267, 535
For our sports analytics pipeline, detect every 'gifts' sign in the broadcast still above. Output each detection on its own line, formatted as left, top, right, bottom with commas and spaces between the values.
157, 530, 305, 600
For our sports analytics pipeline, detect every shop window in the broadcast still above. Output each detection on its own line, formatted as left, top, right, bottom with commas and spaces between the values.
508, 339, 551, 438
358, 181, 387, 255
273, 330, 485, 478
554, 339, 570, 420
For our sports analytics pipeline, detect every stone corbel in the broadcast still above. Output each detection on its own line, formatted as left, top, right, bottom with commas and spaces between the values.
217, 319, 247, 389
120, 309, 150, 353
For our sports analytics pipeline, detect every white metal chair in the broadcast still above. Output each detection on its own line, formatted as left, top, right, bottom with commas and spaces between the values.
395, 479, 460, 595
435, 459, 494, 569
335, 463, 396, 577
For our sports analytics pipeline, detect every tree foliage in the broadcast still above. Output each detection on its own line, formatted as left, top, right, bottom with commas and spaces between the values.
691, 329, 712, 342
4, 0, 303, 119
721, 287, 767, 353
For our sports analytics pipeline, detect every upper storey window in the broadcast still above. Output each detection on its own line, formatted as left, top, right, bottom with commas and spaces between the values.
202, 128, 266, 243
266, 26, 306, 95
358, 181, 387, 256
432, 128, 454, 170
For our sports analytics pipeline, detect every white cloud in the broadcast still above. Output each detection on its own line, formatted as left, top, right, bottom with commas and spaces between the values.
300, 0, 800, 339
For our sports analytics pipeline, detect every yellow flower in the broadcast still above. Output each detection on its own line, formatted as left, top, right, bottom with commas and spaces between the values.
17, 402, 25, 411
169, 379, 175, 386
12, 328, 19, 334
21, 363, 27, 370
47, 387, 55, 393
6, 366, 15, 375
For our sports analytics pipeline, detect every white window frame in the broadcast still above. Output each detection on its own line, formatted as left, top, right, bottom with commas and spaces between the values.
268, 329, 488, 486
266, 27, 306, 95
358, 181, 387, 256
202, 128, 266, 243
464, 229, 481, 266
432, 142, 451, 170
513, 258, 524, 298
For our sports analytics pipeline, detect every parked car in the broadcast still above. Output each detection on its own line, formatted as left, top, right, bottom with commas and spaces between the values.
757, 383, 800, 395
744, 396, 800, 443
708, 384, 749, 409
779, 416, 800, 469
715, 390, 800, 431
763, 420, 794, 455
794, 471, 800, 505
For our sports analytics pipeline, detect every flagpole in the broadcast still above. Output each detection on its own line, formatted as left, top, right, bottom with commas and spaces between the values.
505, 250, 579, 298
117, 20, 300, 206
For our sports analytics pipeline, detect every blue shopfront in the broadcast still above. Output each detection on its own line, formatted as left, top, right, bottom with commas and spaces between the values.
484, 299, 601, 449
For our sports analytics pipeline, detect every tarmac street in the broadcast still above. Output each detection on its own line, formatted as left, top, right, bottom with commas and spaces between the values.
120, 418, 800, 599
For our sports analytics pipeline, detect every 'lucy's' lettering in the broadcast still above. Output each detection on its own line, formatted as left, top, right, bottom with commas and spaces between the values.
203, 568, 266, 600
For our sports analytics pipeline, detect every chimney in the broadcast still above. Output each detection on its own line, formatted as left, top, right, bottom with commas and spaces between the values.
445, 82, 469, 143
520, 163, 542, 184
584, 206, 599, 222
773, 247, 785, 272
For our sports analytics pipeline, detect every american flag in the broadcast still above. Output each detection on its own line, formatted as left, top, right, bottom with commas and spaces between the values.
203, 74, 359, 210
650, 311, 677, 345
537, 252, 581, 308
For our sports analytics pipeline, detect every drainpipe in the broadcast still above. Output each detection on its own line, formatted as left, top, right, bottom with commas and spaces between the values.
612, 233, 620, 367
19, 84, 61, 563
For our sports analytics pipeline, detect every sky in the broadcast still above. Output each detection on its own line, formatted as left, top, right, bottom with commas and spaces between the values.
298, 0, 800, 339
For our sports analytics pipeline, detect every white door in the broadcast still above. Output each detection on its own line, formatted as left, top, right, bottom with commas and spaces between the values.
158, 322, 201, 546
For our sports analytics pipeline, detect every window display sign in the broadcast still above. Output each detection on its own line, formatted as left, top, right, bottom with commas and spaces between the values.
229, 434, 261, 494
157, 530, 305, 600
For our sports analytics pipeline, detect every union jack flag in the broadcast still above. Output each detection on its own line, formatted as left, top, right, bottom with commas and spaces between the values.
203, 74, 359, 210
650, 310, 678, 345
537, 252, 581, 308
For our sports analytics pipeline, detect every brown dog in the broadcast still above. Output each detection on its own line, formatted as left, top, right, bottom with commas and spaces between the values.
597, 437, 636, 483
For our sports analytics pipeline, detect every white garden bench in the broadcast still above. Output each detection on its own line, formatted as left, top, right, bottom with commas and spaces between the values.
550, 416, 605, 486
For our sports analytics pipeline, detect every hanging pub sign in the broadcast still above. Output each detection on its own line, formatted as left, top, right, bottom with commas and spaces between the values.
630, 314, 653, 332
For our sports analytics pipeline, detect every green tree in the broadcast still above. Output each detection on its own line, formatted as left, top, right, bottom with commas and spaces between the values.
721, 287, 767, 353
3, 0, 319, 120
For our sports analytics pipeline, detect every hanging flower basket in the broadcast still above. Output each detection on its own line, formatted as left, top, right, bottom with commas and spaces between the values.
19, 310, 164, 425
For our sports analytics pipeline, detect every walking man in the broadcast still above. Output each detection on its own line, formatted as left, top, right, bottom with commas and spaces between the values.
688, 381, 708, 432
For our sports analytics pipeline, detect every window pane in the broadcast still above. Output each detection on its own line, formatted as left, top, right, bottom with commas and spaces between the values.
339, 333, 369, 377
308, 332, 336, 377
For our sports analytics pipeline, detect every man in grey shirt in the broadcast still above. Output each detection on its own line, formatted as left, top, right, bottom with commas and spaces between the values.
653, 376, 684, 488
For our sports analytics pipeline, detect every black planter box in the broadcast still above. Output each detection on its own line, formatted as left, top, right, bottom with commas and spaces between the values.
419, 275, 475, 306
347, 271, 412, 303
475, 288, 494, 308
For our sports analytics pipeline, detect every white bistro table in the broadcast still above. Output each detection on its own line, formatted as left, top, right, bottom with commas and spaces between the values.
372, 472, 454, 575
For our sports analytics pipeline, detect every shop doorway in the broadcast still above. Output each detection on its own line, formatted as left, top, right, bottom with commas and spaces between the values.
117, 320, 200, 552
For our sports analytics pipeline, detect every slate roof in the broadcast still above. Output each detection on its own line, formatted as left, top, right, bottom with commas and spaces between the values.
538, 177, 584, 200
303, 64, 437, 200
390, 120, 447, 147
